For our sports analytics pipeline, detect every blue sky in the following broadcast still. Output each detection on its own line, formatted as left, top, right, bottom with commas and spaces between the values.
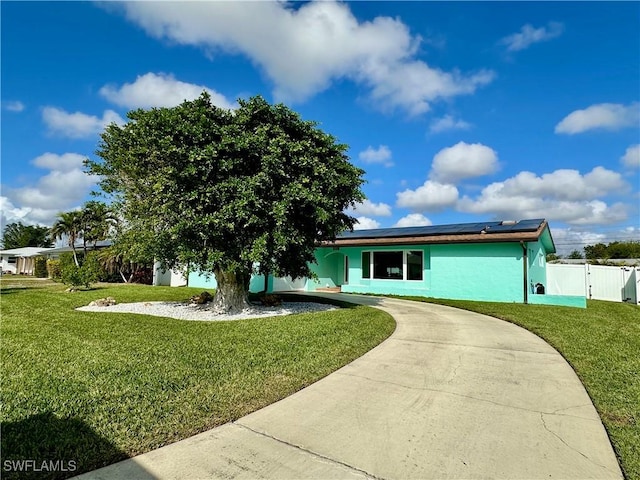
2, 1, 639, 254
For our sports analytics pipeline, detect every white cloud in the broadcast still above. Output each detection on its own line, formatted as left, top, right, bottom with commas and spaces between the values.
99, 72, 236, 110
114, 1, 494, 114
2, 153, 98, 227
621, 144, 640, 169
0, 197, 33, 228
358, 145, 393, 167
429, 115, 471, 134
3, 100, 25, 112
353, 216, 381, 230
500, 22, 564, 52
430, 141, 499, 183
42, 107, 125, 138
555, 102, 640, 134
488, 167, 626, 202
551, 226, 640, 257
348, 199, 392, 217
396, 180, 459, 212
458, 166, 629, 225
394, 213, 432, 228
32, 152, 87, 173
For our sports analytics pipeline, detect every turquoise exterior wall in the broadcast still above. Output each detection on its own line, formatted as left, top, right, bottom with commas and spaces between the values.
307, 248, 345, 290
429, 243, 524, 302
529, 295, 587, 308
527, 238, 547, 294
318, 242, 525, 303
188, 270, 272, 293
338, 245, 431, 296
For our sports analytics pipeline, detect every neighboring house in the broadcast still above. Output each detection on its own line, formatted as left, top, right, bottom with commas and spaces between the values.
0, 247, 54, 275
185, 218, 586, 308
0, 241, 112, 277
40, 240, 112, 260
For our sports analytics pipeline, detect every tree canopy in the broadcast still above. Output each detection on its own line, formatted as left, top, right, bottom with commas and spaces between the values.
1, 222, 51, 250
87, 93, 365, 311
50, 202, 116, 266
584, 241, 640, 260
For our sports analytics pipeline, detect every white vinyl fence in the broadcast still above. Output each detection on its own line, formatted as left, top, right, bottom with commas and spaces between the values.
547, 264, 640, 304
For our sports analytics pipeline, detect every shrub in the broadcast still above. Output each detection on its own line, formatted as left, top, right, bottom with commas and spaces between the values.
60, 263, 90, 289
46, 259, 62, 280
34, 257, 48, 278
59, 252, 101, 290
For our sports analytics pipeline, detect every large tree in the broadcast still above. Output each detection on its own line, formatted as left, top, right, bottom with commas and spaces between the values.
87, 94, 365, 312
1, 222, 51, 249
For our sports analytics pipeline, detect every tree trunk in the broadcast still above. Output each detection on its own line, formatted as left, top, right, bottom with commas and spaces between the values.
213, 268, 251, 313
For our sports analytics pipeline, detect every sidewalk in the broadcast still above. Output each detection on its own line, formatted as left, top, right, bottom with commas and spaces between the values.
76, 294, 622, 479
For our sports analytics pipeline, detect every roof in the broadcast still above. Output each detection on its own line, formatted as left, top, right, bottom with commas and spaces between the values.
0, 247, 54, 257
44, 240, 112, 256
324, 218, 556, 252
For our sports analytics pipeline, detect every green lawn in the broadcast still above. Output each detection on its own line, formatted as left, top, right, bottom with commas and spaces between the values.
0, 279, 395, 479
395, 295, 640, 480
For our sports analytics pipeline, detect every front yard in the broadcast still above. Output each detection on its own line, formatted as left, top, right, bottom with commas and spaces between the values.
0, 279, 395, 479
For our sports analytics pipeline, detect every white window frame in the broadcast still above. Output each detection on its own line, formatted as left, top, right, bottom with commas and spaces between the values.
362, 250, 424, 282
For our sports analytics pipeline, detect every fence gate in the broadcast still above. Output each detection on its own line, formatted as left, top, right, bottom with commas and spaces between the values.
547, 264, 640, 304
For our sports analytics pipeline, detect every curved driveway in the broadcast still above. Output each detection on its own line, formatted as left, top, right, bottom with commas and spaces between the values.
78, 293, 622, 479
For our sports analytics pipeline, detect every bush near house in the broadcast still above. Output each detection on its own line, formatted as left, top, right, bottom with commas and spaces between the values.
34, 257, 48, 278
46, 259, 61, 280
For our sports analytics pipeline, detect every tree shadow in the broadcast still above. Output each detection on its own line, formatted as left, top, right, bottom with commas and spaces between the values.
1, 412, 154, 479
278, 291, 386, 309
0, 288, 24, 294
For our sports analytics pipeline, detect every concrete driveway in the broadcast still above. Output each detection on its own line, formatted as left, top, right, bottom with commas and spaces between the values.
77, 293, 622, 479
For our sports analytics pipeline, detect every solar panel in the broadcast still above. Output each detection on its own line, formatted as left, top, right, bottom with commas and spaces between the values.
338, 218, 545, 240
484, 219, 543, 234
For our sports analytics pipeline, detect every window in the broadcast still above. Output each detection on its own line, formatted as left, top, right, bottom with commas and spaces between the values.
362, 252, 370, 279
7, 256, 16, 265
407, 251, 423, 280
373, 251, 403, 280
361, 250, 425, 281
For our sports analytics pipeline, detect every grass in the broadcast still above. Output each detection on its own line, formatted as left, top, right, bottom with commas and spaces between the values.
0, 278, 395, 479
387, 294, 640, 480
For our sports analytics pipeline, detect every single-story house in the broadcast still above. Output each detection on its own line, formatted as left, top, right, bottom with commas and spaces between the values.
185, 218, 586, 308
40, 240, 112, 260
0, 247, 54, 275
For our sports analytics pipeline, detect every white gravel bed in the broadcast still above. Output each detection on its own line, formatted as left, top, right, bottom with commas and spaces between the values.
77, 301, 337, 321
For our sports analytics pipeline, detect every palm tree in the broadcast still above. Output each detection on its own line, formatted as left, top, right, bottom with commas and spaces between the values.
80, 201, 117, 258
50, 211, 83, 266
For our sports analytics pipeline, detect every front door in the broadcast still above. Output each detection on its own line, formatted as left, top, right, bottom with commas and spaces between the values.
344, 256, 349, 284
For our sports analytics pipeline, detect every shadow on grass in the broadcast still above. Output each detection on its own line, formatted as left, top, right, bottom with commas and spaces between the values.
0, 288, 25, 294
1, 413, 153, 480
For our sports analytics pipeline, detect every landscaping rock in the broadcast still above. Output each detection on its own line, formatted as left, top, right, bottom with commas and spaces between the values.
190, 291, 214, 305
259, 294, 282, 307
88, 297, 117, 307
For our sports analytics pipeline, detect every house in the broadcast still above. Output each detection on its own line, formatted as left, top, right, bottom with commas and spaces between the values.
40, 240, 112, 260
0, 247, 54, 275
185, 218, 586, 307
